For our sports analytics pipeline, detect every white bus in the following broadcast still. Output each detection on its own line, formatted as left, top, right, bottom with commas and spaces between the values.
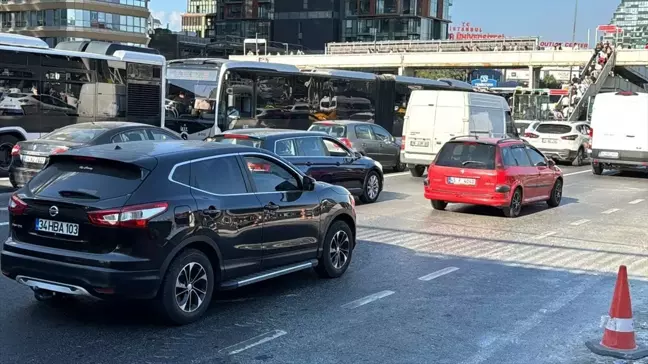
0, 33, 166, 169
164, 58, 474, 140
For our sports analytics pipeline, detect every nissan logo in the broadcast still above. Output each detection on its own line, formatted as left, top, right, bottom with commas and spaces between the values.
49, 206, 59, 217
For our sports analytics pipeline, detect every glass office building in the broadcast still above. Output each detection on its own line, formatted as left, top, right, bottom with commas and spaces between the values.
342, 0, 452, 42
609, 0, 648, 48
0, 0, 150, 47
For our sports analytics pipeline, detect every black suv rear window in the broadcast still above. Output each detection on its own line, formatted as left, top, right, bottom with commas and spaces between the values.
309, 124, 347, 137
28, 158, 145, 201
536, 124, 572, 134
435, 141, 496, 170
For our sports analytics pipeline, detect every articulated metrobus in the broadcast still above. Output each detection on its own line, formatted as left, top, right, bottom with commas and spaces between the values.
0, 33, 166, 168
164, 58, 474, 139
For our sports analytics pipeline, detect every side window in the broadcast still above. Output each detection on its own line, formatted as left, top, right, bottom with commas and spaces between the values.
148, 129, 178, 141
323, 138, 351, 157
505, 111, 518, 137
116, 129, 148, 142
354, 125, 374, 140
244, 156, 300, 192
501, 147, 517, 167
371, 125, 391, 141
190, 156, 247, 195
510, 146, 532, 166
295, 137, 327, 157
525, 146, 547, 166
275, 139, 298, 157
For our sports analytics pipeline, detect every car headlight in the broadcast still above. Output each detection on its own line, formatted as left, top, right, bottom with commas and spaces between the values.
374, 161, 383, 171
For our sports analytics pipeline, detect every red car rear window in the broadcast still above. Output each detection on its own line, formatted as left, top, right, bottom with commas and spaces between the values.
435, 142, 496, 170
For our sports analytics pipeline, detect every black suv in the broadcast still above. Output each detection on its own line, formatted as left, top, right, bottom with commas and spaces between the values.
1, 141, 356, 325
210, 129, 385, 203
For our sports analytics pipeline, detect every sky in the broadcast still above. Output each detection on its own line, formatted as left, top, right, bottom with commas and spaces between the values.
150, 0, 620, 43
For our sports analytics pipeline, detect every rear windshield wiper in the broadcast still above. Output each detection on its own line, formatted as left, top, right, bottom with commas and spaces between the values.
57, 190, 100, 199
462, 160, 487, 166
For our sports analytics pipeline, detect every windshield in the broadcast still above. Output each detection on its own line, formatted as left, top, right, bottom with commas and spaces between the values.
165, 67, 221, 134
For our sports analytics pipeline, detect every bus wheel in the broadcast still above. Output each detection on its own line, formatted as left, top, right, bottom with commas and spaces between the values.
0, 135, 19, 172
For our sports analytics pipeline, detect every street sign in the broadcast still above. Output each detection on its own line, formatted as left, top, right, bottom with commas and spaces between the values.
471, 76, 498, 87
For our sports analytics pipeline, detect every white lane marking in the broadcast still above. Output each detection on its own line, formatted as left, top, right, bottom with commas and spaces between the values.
418, 267, 459, 281
563, 169, 591, 176
0, 222, 7, 226
602, 208, 620, 214
0, 177, 8, 181
385, 172, 410, 178
629, 199, 645, 205
533, 231, 556, 240
218, 330, 287, 356
341, 290, 395, 309
570, 219, 590, 226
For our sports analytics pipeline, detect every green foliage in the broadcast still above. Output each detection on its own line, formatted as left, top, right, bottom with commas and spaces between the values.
539, 74, 561, 89
414, 69, 468, 81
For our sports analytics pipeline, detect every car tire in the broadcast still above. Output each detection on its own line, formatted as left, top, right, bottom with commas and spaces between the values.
0, 134, 19, 174
571, 147, 585, 166
431, 200, 447, 210
592, 163, 603, 175
155, 249, 215, 325
359, 170, 382, 203
393, 159, 406, 172
547, 179, 563, 208
502, 187, 523, 218
410, 165, 425, 177
315, 220, 353, 279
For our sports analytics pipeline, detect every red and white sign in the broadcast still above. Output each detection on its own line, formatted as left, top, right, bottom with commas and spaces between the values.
597, 25, 622, 34
540, 41, 588, 48
449, 22, 505, 41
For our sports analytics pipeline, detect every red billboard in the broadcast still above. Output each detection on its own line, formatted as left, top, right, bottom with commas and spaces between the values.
448, 22, 505, 40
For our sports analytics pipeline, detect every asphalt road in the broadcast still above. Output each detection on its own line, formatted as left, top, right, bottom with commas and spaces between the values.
2, 165, 648, 364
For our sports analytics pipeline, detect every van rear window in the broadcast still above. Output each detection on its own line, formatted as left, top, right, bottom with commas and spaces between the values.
536, 124, 572, 134
28, 159, 145, 201
435, 142, 496, 170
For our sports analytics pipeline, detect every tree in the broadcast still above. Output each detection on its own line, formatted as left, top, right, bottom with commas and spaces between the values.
539, 74, 561, 89
415, 69, 468, 82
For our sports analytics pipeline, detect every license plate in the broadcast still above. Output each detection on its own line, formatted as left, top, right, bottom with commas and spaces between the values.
542, 139, 558, 144
447, 177, 476, 186
22, 155, 46, 164
410, 140, 429, 147
35, 218, 79, 236
599, 151, 619, 158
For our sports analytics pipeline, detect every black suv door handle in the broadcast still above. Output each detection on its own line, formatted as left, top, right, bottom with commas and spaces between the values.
264, 202, 280, 211
305, 161, 312, 166
202, 207, 221, 216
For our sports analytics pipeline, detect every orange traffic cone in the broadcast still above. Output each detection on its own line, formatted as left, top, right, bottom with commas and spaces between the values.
586, 265, 648, 360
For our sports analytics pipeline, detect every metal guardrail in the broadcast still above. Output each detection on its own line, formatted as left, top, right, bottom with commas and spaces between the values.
325, 37, 540, 54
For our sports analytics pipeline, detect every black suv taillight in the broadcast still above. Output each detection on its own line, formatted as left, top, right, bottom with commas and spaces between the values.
8, 194, 27, 215
87, 202, 168, 228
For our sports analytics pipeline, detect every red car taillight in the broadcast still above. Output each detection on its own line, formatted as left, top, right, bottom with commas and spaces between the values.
524, 132, 539, 138
339, 137, 353, 149
10, 144, 20, 156
87, 202, 168, 228
51, 146, 69, 154
9, 194, 27, 215
400, 136, 405, 150
561, 134, 578, 140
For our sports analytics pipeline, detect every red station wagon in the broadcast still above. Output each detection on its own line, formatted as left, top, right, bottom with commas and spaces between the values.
424, 137, 563, 218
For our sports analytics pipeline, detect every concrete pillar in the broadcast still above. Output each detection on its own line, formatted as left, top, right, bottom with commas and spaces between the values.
398, 66, 414, 77
528, 66, 541, 88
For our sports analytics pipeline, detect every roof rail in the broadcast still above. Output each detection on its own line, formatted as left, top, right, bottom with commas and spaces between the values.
449, 135, 480, 141
496, 137, 525, 144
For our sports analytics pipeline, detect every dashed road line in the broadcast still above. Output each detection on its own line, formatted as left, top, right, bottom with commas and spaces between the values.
563, 169, 591, 177
602, 208, 620, 214
341, 290, 395, 309
570, 219, 590, 226
418, 267, 459, 281
385, 172, 410, 178
629, 199, 645, 205
217, 330, 287, 356
533, 231, 556, 240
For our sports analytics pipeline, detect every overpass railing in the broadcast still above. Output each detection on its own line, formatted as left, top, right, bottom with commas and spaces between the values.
325, 37, 540, 55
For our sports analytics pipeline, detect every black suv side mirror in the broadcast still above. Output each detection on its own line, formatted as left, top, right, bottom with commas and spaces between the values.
302, 175, 316, 191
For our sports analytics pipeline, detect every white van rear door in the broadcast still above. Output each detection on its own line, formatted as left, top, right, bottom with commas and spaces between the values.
592, 93, 648, 152
404, 93, 438, 154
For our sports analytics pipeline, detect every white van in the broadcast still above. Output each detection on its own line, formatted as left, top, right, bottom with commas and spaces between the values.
590, 91, 648, 175
401, 90, 516, 176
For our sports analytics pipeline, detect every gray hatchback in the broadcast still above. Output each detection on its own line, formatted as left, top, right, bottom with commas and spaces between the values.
309, 120, 405, 172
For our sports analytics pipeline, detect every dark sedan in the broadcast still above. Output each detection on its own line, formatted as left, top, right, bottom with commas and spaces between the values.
9, 122, 181, 188
209, 129, 385, 203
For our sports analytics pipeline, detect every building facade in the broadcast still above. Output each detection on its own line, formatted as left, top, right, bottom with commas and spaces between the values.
181, 0, 216, 37
0, 0, 151, 47
205, 0, 273, 42
341, 0, 452, 42
272, 0, 342, 51
609, 0, 648, 48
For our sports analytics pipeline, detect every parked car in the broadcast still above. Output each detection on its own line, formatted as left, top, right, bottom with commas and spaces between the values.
0, 92, 77, 116
424, 136, 563, 218
209, 129, 384, 203
9, 122, 181, 188
522, 121, 591, 166
308, 120, 405, 172
1, 141, 357, 325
